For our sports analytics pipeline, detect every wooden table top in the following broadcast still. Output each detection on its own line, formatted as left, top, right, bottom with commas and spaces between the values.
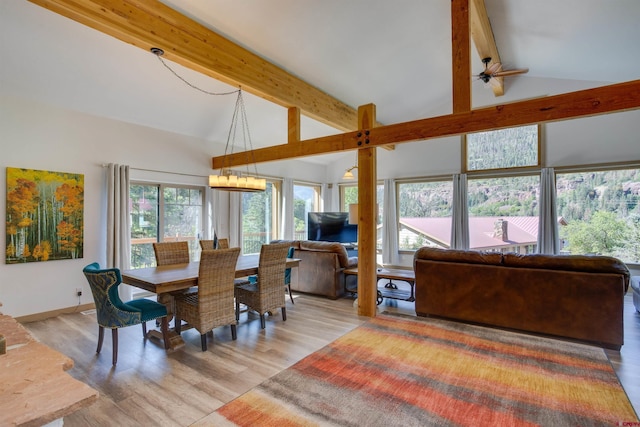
344, 267, 415, 282
122, 255, 300, 294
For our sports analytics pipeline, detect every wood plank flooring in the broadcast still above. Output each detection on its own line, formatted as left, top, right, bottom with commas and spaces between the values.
23, 291, 640, 426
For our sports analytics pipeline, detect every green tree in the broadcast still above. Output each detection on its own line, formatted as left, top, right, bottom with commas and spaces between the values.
561, 211, 628, 256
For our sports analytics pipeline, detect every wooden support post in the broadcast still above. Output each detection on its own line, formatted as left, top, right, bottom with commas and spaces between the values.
452, 0, 471, 113
356, 104, 378, 317
288, 106, 301, 144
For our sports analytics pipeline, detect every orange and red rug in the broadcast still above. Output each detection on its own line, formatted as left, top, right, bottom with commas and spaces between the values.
211, 313, 638, 426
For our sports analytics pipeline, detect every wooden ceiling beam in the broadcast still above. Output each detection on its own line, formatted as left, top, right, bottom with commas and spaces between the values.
27, 0, 361, 132
470, 0, 504, 96
213, 79, 640, 168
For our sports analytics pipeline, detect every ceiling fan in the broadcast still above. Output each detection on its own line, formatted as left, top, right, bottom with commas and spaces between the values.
476, 57, 528, 88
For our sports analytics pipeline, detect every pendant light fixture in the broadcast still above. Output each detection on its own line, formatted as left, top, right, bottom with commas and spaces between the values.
208, 89, 266, 192
151, 47, 265, 192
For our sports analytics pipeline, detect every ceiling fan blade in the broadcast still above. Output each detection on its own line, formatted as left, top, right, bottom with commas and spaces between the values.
488, 76, 502, 89
492, 68, 529, 77
486, 62, 502, 74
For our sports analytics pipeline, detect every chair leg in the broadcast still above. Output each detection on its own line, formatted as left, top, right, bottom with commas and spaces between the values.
235, 299, 240, 321
160, 317, 170, 350
287, 284, 294, 304
112, 329, 118, 366
142, 321, 147, 338
97, 325, 104, 354
282, 306, 287, 322
260, 314, 266, 329
231, 324, 237, 340
200, 334, 207, 351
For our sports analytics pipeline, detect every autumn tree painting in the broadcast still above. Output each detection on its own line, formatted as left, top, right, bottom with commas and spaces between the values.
6, 167, 84, 263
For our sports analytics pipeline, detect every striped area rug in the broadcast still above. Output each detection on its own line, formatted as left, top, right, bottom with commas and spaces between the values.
209, 313, 638, 426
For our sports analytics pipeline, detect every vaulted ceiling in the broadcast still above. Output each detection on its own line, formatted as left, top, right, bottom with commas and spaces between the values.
2, 0, 640, 165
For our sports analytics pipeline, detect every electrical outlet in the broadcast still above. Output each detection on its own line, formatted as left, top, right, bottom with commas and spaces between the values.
76, 288, 82, 297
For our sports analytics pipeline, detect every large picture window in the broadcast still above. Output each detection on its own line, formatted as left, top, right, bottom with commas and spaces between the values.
467, 175, 540, 253
397, 180, 453, 250
241, 180, 280, 254
464, 124, 540, 172
293, 182, 321, 241
130, 183, 203, 268
556, 167, 640, 263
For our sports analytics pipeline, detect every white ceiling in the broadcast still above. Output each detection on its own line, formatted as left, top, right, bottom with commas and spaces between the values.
2, 0, 640, 165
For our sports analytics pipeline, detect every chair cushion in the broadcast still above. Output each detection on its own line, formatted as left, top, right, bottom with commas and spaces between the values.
126, 299, 167, 322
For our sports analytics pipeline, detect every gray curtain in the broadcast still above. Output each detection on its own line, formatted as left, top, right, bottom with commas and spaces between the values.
382, 178, 399, 265
537, 167, 560, 254
281, 178, 294, 240
106, 163, 132, 300
450, 173, 469, 250
229, 191, 242, 248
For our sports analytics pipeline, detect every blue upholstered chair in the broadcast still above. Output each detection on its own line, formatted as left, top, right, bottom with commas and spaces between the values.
82, 262, 169, 365
284, 246, 295, 304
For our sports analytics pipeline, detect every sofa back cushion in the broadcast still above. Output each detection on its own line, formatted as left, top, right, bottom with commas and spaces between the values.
299, 240, 353, 268
502, 253, 630, 291
414, 247, 502, 266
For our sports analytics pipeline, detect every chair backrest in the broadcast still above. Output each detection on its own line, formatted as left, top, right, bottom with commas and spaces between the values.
153, 241, 189, 266
198, 248, 240, 311
256, 242, 291, 302
82, 263, 142, 327
199, 240, 215, 251
284, 246, 295, 285
217, 238, 230, 249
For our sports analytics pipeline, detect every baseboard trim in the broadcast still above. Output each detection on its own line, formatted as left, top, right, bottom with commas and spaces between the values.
16, 303, 96, 324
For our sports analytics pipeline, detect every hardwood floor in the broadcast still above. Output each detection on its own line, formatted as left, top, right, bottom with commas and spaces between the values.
24, 291, 640, 426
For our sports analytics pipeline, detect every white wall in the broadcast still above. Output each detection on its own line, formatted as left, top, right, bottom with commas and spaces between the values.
0, 96, 326, 317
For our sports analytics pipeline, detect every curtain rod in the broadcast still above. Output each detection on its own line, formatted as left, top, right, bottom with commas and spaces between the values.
101, 163, 208, 178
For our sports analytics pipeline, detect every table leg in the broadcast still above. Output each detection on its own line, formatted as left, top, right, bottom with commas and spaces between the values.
147, 293, 185, 350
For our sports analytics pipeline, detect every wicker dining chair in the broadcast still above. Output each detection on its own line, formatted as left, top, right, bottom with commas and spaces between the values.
174, 248, 240, 351
199, 240, 215, 251
82, 262, 170, 365
235, 242, 291, 329
217, 238, 230, 249
153, 241, 190, 265
247, 245, 295, 304
153, 241, 194, 317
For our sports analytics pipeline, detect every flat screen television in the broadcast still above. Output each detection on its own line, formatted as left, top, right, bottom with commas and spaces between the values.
307, 212, 358, 243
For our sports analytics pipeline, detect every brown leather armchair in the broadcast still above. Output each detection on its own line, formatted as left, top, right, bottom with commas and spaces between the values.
272, 240, 357, 299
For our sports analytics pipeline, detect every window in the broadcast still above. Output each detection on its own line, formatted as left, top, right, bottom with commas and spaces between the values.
339, 183, 384, 249
556, 167, 640, 263
397, 180, 453, 250
467, 175, 540, 253
464, 125, 540, 172
293, 182, 321, 240
241, 180, 280, 254
130, 183, 203, 268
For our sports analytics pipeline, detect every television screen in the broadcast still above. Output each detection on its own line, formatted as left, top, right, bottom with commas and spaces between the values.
307, 212, 357, 243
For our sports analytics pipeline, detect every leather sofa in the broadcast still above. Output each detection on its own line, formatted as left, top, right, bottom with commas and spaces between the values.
631, 276, 640, 312
272, 240, 358, 299
413, 247, 630, 349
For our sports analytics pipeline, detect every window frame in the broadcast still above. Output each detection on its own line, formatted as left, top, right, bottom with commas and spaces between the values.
462, 124, 543, 174
130, 181, 205, 268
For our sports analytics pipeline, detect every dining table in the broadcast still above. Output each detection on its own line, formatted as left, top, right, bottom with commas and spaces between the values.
121, 254, 301, 349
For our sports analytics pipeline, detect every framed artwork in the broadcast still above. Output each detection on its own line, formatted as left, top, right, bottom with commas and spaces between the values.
6, 167, 84, 264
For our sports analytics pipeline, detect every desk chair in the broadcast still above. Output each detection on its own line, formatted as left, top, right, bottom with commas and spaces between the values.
175, 248, 240, 351
235, 242, 290, 329
82, 263, 169, 365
